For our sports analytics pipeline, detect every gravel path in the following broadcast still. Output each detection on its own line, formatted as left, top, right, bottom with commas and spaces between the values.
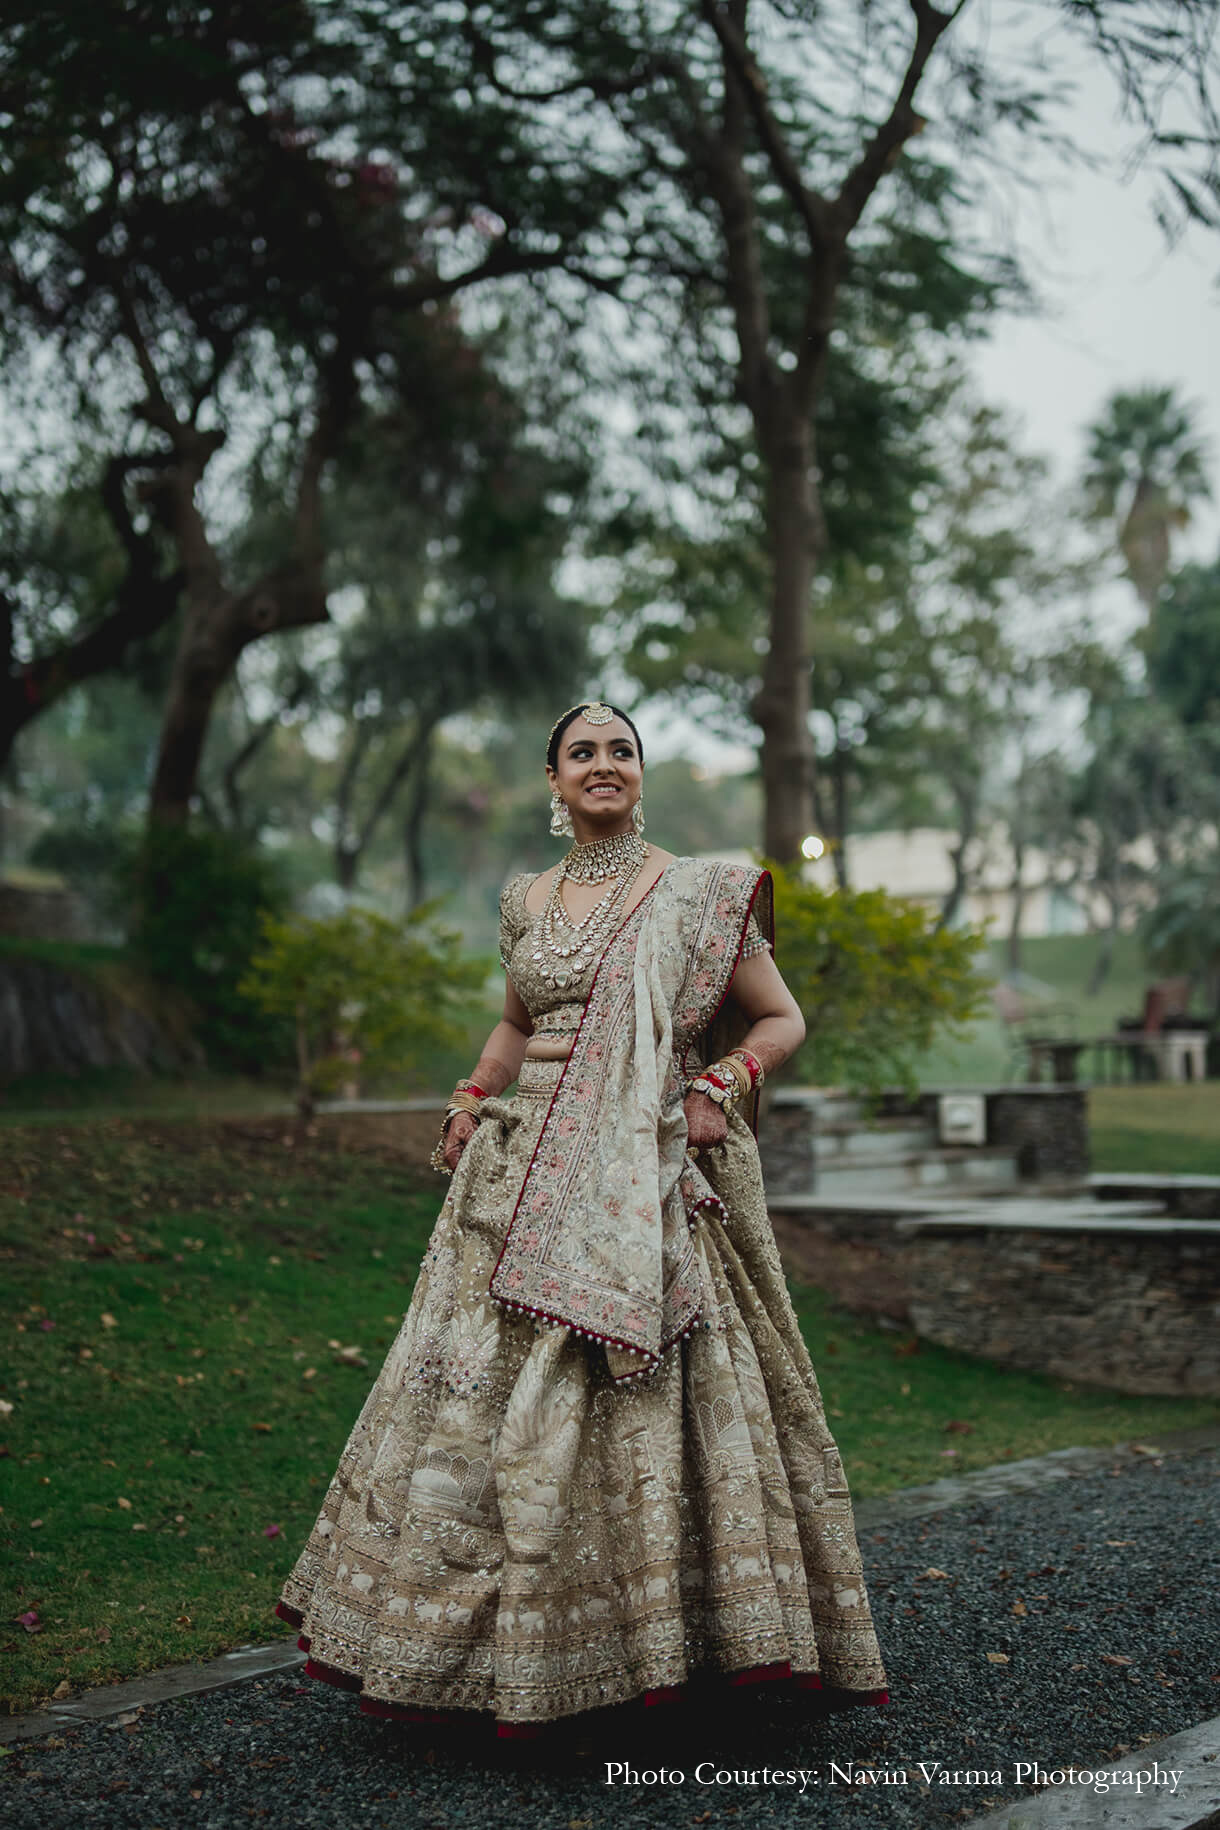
2, 1444, 1216, 1830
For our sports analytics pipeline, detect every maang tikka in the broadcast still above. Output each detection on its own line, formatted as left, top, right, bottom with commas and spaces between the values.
550, 789, 575, 838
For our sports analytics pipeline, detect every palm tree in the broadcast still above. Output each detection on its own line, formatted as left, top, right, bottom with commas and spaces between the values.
1080, 386, 1212, 619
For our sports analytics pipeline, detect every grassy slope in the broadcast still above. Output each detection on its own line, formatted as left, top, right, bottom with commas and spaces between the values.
911, 929, 1156, 1087
3, 1111, 1216, 1716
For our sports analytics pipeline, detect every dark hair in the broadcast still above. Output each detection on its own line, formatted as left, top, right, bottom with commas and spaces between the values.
546, 703, 645, 770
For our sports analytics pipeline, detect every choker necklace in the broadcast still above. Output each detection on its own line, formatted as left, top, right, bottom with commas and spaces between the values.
560, 828, 649, 885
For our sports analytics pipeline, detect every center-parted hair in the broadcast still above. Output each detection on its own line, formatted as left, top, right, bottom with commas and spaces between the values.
546, 704, 645, 771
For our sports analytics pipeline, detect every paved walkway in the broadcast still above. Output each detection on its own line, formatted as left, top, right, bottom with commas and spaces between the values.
3, 1427, 1219, 1829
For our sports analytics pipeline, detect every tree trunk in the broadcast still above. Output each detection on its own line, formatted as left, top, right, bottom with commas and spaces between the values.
1006, 882, 1025, 973
336, 845, 360, 893
1087, 906, 1120, 996
402, 731, 435, 912
1007, 827, 1026, 973
148, 569, 326, 825
832, 739, 849, 889
148, 610, 235, 824
755, 412, 818, 864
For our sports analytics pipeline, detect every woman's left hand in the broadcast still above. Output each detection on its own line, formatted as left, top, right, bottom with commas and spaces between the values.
684, 1088, 728, 1151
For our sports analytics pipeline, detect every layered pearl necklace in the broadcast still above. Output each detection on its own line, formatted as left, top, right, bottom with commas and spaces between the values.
532, 829, 649, 992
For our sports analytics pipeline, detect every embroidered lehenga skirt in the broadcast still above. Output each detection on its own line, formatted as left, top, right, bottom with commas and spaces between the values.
275, 1054, 890, 1731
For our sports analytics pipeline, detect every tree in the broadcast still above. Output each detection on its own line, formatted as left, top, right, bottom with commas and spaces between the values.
1142, 550, 1220, 728
449, 0, 1220, 859
1080, 386, 1213, 620
1139, 850, 1220, 1017
1063, 692, 1220, 993
0, 1, 623, 821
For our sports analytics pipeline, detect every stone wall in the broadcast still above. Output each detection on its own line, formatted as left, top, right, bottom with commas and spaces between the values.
915, 1086, 1090, 1184
0, 956, 205, 1078
0, 880, 95, 942
901, 1220, 1220, 1398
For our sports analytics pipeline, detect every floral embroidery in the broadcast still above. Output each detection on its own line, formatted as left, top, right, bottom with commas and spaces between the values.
278, 856, 888, 1730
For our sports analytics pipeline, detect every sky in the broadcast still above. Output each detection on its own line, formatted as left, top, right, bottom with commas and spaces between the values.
635, 15, 1220, 773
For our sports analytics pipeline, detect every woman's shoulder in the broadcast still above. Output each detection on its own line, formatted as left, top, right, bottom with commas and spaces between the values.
664, 854, 767, 892
499, 869, 540, 921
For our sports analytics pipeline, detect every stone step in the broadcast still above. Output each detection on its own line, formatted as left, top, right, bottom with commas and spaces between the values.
815, 1121, 938, 1161
767, 1193, 1170, 1222
814, 1149, 1019, 1198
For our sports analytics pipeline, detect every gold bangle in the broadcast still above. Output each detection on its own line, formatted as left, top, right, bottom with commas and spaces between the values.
709, 1056, 750, 1100
725, 1047, 764, 1091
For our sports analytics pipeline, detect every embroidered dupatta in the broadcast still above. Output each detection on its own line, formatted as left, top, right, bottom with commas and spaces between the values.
489, 857, 773, 1382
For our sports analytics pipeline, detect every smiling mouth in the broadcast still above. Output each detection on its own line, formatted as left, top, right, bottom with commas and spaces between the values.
586, 784, 621, 795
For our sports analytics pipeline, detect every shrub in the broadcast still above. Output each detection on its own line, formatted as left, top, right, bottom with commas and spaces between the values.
236, 902, 487, 1117
114, 823, 294, 1072
769, 861, 989, 1095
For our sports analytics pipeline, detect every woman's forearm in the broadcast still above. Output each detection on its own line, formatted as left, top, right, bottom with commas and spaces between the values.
464, 1019, 531, 1096
735, 1011, 806, 1080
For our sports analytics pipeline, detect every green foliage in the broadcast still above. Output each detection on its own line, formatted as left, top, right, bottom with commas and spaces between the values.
769, 862, 989, 1095
1138, 850, 1220, 1013
115, 824, 294, 1073
1143, 551, 1220, 729
237, 903, 487, 1115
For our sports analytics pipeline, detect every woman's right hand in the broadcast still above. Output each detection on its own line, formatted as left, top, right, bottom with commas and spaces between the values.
443, 1109, 479, 1174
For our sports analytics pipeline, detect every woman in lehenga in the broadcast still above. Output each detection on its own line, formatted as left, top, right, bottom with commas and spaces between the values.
275, 700, 889, 1737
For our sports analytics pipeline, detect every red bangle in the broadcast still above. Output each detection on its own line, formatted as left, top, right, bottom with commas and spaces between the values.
737, 1050, 762, 1087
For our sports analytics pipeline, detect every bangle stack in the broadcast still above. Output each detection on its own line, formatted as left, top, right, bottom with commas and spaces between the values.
429, 1078, 488, 1175
687, 1048, 765, 1111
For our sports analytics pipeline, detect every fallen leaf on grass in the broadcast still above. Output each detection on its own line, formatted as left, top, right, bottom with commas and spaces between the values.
100, 1314, 117, 1329
985, 1652, 1010, 1664
1101, 1654, 1133, 1666
263, 1523, 281, 1538
51, 1680, 71, 1700
1011, 1601, 1028, 1617
943, 1419, 974, 1434
16, 1610, 41, 1633
95, 1625, 111, 1643
251, 1423, 273, 1433
1105, 1540, 1135, 1547
920, 1568, 951, 1581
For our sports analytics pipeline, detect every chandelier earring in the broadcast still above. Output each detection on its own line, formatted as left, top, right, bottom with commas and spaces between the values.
550, 788, 575, 839
631, 794, 646, 835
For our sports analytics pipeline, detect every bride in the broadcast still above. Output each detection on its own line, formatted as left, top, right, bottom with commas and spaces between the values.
275, 700, 889, 1734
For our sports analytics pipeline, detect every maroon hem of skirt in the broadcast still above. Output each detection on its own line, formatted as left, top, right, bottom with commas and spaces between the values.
278, 1603, 888, 1726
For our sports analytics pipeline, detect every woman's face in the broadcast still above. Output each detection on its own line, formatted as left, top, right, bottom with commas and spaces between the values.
547, 713, 643, 833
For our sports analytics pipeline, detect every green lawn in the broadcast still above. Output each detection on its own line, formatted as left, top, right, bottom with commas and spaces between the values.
1089, 1082, 1220, 1175
3, 1109, 1216, 1717
911, 929, 1171, 1086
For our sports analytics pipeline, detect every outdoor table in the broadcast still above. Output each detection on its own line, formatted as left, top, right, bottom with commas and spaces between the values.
1022, 1036, 1088, 1085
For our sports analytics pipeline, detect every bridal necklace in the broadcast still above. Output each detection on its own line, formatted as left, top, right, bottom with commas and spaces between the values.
561, 827, 648, 884
533, 828, 649, 992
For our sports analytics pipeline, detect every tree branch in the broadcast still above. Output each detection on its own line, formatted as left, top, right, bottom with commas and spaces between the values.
831, 0, 960, 236
221, 665, 311, 830
698, 0, 831, 253
1, 567, 184, 769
